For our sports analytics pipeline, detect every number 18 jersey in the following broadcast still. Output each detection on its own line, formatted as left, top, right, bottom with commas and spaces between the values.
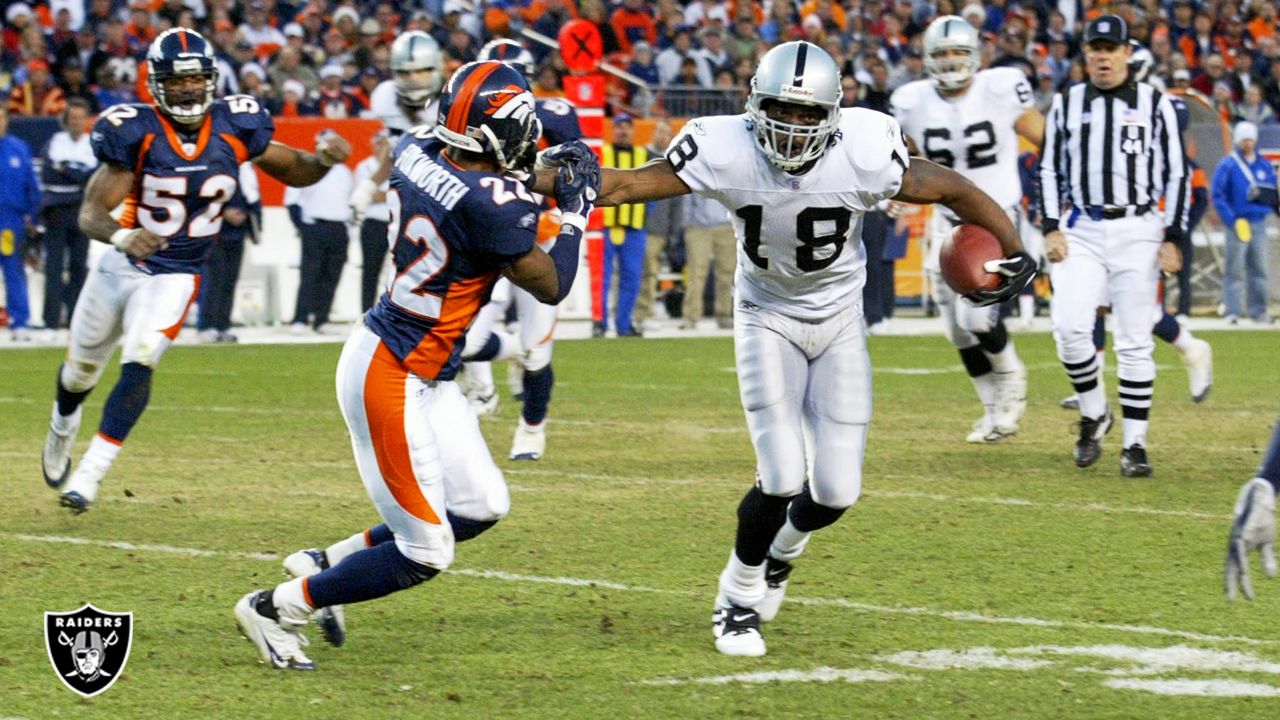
668, 109, 908, 320
890, 67, 1033, 211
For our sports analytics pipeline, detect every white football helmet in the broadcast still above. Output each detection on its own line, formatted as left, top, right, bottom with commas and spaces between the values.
745, 41, 841, 172
923, 15, 981, 90
390, 31, 444, 107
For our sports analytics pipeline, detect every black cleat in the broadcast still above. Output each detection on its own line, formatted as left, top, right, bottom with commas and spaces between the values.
1074, 408, 1113, 468
1120, 445, 1153, 477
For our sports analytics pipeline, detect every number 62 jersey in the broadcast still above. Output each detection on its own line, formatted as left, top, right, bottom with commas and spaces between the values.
668, 108, 908, 320
90, 95, 274, 275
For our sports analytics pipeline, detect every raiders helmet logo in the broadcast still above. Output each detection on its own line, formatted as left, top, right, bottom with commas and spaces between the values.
45, 604, 133, 697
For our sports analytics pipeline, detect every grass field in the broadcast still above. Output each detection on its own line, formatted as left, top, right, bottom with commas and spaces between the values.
2, 328, 1280, 719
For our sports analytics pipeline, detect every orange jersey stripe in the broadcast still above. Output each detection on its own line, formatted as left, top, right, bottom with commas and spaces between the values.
403, 272, 497, 378
156, 108, 212, 161
446, 63, 501, 136
161, 275, 201, 340
364, 343, 443, 525
220, 132, 249, 164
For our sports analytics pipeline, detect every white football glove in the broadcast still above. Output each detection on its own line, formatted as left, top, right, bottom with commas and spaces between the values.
1225, 477, 1277, 601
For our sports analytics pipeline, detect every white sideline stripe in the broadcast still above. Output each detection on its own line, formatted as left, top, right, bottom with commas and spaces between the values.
1103, 679, 1280, 697
3, 532, 1268, 646
641, 668, 909, 686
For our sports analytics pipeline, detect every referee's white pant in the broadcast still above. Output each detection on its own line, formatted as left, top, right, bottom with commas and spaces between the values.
1050, 213, 1163, 442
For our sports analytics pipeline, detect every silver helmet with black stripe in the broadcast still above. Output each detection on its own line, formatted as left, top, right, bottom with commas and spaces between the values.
746, 41, 841, 171
390, 30, 444, 106
923, 15, 981, 90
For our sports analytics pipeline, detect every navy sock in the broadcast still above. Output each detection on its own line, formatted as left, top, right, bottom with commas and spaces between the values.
1092, 314, 1106, 352
521, 365, 554, 425
788, 487, 847, 533
447, 511, 499, 542
734, 484, 796, 566
975, 321, 1008, 355
469, 334, 502, 362
306, 541, 439, 609
958, 345, 993, 377
1259, 416, 1280, 494
98, 362, 153, 442
1152, 312, 1180, 344
55, 364, 93, 417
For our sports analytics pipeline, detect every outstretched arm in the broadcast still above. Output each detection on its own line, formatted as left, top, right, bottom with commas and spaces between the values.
894, 158, 1024, 256
253, 138, 351, 187
532, 158, 691, 206
78, 163, 167, 259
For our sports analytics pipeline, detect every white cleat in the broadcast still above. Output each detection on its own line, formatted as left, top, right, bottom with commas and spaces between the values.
966, 415, 1008, 444
712, 605, 766, 657
43, 403, 81, 489
1225, 478, 1278, 601
282, 549, 346, 647
510, 418, 546, 461
1181, 337, 1213, 403
59, 455, 110, 513
757, 557, 793, 623
993, 363, 1027, 435
234, 591, 316, 670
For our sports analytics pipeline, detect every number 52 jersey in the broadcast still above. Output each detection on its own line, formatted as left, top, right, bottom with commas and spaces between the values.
90, 95, 274, 275
668, 109, 908, 320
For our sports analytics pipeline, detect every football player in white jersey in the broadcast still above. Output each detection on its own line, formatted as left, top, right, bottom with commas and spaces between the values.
351, 31, 444, 212
891, 15, 1046, 443
535, 41, 1036, 657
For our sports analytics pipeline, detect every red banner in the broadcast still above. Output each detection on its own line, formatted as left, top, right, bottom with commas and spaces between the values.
256, 117, 383, 205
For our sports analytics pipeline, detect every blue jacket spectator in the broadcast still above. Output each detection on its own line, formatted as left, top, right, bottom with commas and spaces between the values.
1212, 122, 1279, 323
0, 105, 42, 338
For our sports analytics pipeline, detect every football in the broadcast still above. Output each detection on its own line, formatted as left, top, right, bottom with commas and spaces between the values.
939, 224, 1003, 295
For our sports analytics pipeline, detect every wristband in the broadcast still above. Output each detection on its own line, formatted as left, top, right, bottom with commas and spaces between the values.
111, 227, 134, 249
560, 212, 588, 233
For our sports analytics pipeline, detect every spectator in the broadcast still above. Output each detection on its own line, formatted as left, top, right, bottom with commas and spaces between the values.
238, 62, 269, 102
1172, 67, 1193, 93
91, 59, 136, 108
888, 47, 925, 90
598, 114, 648, 337
270, 78, 317, 116
581, 0, 622, 56
9, 60, 65, 116
839, 72, 859, 108
694, 27, 733, 79
679, 185, 734, 331
627, 41, 660, 85
729, 16, 759, 60
611, 0, 658, 55
1264, 59, 1280, 116
58, 25, 97, 77
285, 131, 353, 335
198, 163, 261, 343
38, 98, 95, 331
635, 119, 681, 331
56, 56, 97, 112
354, 130, 391, 312
1250, 3, 1278, 45
1212, 121, 1278, 325
1179, 11, 1219, 70
124, 1, 158, 53
3, 4, 35, 59
315, 64, 365, 119
240, 1, 287, 58
1193, 55, 1235, 98
657, 27, 706, 85
268, 47, 320, 96
1213, 80, 1238, 122
1232, 52, 1257, 97
1237, 84, 1277, 125
759, 0, 798, 45
0, 105, 40, 341
445, 26, 480, 65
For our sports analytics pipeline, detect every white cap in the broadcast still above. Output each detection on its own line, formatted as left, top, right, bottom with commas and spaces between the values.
443, 0, 467, 14
1234, 121, 1259, 145
283, 22, 304, 38
282, 78, 306, 97
1173, 68, 1191, 81
332, 6, 359, 24
5, 3, 33, 23
239, 61, 267, 81
961, 3, 987, 24
319, 63, 343, 79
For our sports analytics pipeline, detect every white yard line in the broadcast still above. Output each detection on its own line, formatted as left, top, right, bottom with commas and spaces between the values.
1, 532, 1267, 646
641, 668, 910, 686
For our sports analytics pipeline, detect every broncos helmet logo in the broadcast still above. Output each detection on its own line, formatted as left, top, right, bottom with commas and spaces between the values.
484, 84, 535, 122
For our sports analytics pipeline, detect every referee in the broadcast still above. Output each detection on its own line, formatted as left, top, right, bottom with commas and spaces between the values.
1039, 15, 1190, 478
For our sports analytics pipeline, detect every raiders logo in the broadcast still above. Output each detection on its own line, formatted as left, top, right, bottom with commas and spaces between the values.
45, 604, 133, 698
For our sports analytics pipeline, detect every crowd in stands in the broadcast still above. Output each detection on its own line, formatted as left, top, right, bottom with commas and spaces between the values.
0, 0, 1276, 122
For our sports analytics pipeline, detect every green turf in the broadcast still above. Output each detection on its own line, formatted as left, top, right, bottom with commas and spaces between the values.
1, 330, 1279, 719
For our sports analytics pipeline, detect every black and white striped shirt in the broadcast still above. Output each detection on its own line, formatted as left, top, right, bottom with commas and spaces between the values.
1039, 80, 1190, 235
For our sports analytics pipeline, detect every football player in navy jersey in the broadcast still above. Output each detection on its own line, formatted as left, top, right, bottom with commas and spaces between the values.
460, 38, 587, 461
41, 28, 352, 513
233, 61, 600, 670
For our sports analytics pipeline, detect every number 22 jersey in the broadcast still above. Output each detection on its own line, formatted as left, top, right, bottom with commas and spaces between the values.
668, 109, 908, 320
90, 96, 274, 275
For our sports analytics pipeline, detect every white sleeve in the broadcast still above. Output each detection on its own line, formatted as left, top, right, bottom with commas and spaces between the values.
666, 118, 720, 195
987, 67, 1035, 116
846, 110, 909, 208
238, 162, 260, 204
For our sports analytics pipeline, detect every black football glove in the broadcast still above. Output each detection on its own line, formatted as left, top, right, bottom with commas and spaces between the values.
965, 251, 1036, 307
552, 155, 600, 221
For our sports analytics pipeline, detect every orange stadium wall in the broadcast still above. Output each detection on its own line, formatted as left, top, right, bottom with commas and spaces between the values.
257, 118, 382, 205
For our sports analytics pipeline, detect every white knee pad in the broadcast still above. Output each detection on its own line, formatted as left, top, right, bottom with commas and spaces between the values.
395, 534, 455, 571
957, 298, 998, 335
61, 359, 107, 393
522, 343, 552, 373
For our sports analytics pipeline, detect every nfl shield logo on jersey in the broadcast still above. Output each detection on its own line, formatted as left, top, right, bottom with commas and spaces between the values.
45, 604, 133, 697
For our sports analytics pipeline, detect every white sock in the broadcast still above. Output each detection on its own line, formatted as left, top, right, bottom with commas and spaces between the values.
325, 531, 372, 568
468, 361, 495, 395
769, 517, 811, 562
717, 549, 766, 609
970, 373, 997, 417
273, 576, 312, 624
82, 434, 122, 468
1122, 418, 1148, 449
1018, 294, 1035, 321
1173, 328, 1196, 352
988, 340, 1021, 374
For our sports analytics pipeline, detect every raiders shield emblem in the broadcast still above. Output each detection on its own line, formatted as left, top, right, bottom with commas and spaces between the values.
44, 604, 133, 697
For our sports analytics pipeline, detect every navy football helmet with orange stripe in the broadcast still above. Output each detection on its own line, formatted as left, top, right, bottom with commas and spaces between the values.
478, 39, 536, 79
146, 28, 218, 127
436, 61, 542, 177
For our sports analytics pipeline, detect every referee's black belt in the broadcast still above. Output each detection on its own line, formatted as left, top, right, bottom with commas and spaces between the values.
1081, 203, 1151, 221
